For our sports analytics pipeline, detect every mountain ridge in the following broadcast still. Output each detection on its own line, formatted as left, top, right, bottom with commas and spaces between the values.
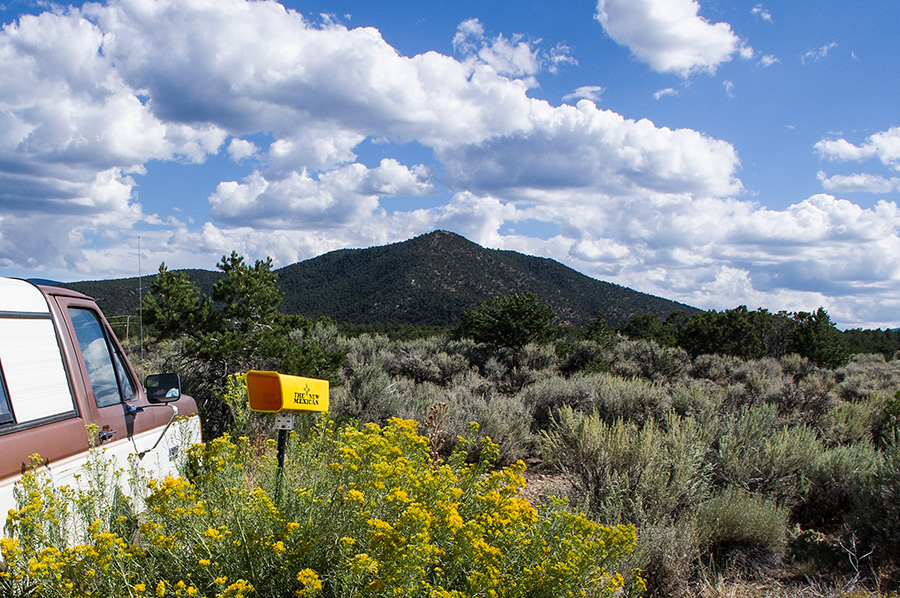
60, 230, 698, 328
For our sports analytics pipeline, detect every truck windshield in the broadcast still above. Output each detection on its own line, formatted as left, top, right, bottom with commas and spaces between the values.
0, 362, 12, 425
68, 308, 137, 407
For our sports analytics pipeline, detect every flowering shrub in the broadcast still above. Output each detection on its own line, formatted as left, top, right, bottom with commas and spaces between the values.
2, 418, 642, 597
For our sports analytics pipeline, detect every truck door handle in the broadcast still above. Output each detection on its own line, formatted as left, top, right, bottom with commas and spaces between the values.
98, 429, 117, 443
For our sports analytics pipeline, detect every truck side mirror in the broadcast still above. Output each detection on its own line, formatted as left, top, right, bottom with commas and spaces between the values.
145, 373, 182, 404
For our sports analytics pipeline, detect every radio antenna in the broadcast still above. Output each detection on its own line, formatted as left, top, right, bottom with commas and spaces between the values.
138, 235, 144, 366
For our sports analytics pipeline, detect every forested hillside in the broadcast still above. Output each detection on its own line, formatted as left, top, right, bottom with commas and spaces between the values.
59, 268, 221, 314
59, 230, 696, 328
276, 231, 694, 327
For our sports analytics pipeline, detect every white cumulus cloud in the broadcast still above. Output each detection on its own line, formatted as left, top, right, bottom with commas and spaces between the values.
816, 127, 900, 172
817, 171, 900, 194
227, 138, 259, 162
2, 0, 900, 327
452, 18, 573, 80
802, 42, 838, 65
563, 86, 605, 102
594, 0, 744, 76
208, 159, 433, 229
751, 5, 772, 22
437, 99, 742, 199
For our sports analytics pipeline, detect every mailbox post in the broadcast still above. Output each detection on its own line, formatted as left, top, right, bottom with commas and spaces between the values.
246, 370, 329, 502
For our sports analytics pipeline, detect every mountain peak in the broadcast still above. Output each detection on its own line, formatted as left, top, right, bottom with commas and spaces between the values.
276, 231, 695, 327
59, 231, 697, 327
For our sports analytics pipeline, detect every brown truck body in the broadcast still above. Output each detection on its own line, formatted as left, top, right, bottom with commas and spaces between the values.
0, 277, 201, 520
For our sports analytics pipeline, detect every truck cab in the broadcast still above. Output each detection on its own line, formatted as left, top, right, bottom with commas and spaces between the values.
0, 277, 201, 519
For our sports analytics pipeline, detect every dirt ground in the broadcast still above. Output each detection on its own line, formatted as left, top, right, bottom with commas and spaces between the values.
518, 461, 570, 506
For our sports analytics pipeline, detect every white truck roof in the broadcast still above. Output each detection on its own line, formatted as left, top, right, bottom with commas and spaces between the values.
0, 277, 74, 423
0, 277, 51, 314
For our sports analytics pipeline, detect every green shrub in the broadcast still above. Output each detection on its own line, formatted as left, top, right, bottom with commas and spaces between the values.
384, 337, 470, 386
523, 372, 676, 432
610, 339, 691, 383
763, 368, 836, 427
628, 519, 698, 598
876, 390, 900, 445
520, 374, 595, 432
796, 441, 881, 532
838, 373, 885, 403
386, 348, 443, 385
836, 355, 900, 402
556, 339, 611, 375
819, 401, 880, 447
478, 342, 561, 393
690, 353, 743, 385
542, 408, 711, 525
695, 486, 789, 556
342, 333, 392, 375
779, 353, 820, 378
670, 381, 724, 419
443, 338, 490, 371
851, 431, 900, 563
542, 410, 711, 597
590, 374, 673, 427
723, 358, 784, 409
515, 342, 559, 375
712, 404, 823, 506
122, 336, 182, 382
219, 372, 275, 439
482, 354, 540, 395
290, 319, 345, 357
439, 383, 536, 465
332, 363, 403, 424
848, 353, 889, 365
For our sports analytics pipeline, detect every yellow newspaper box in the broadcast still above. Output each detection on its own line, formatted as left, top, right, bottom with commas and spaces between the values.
246, 370, 329, 413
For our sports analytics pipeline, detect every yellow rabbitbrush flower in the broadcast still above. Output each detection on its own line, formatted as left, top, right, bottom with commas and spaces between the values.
2, 414, 641, 598
218, 579, 253, 598
319, 417, 642, 598
203, 527, 223, 541
294, 568, 322, 597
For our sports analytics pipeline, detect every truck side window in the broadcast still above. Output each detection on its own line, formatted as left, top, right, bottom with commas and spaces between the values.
0, 362, 12, 425
68, 308, 137, 407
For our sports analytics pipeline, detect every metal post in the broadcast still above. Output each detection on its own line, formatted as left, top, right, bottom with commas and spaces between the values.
273, 413, 295, 504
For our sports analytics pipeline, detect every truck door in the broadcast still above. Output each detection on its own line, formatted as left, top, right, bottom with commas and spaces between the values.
56, 298, 138, 446
0, 369, 12, 426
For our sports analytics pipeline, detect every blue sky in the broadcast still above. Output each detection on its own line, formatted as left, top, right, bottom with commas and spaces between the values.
1, 0, 899, 328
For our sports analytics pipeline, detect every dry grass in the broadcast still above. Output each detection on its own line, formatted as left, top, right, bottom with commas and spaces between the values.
693, 564, 899, 598
697, 575, 828, 598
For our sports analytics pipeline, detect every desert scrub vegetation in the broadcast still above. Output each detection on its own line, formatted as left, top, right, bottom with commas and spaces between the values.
315, 331, 900, 597
114, 276, 900, 597
133, 324, 900, 596
1, 418, 642, 598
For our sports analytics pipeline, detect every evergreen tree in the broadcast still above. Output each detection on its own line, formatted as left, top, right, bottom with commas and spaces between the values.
618, 313, 666, 344
586, 310, 617, 349
459, 292, 555, 349
142, 263, 209, 339
787, 307, 850, 368
677, 306, 793, 360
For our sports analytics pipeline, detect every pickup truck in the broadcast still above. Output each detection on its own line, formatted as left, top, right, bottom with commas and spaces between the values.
0, 277, 201, 520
